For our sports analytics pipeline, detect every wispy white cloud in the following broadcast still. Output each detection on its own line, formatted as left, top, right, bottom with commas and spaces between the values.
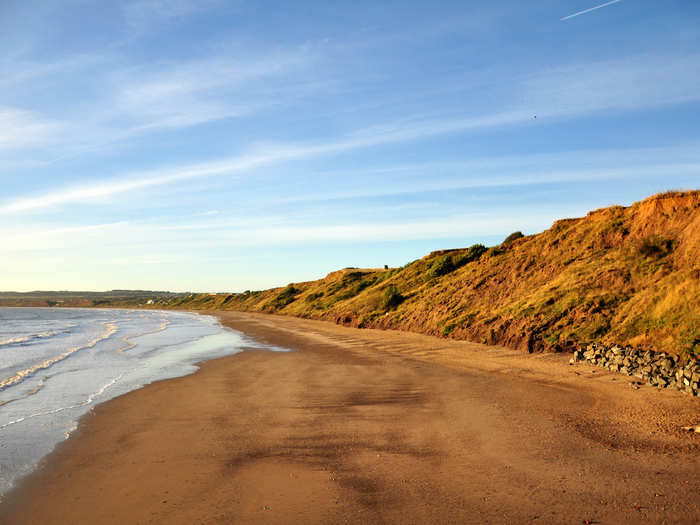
519, 54, 700, 116
3, 35, 699, 211
4, 63, 700, 214
271, 162, 700, 205
112, 48, 320, 134
0, 109, 536, 213
4, 208, 558, 291
7, 44, 697, 165
11, 44, 325, 160
90, 50, 700, 145
2, 8, 697, 171
0, 43, 329, 174
217, 214, 551, 245
561, 0, 622, 21
0, 107, 60, 150
0, 150, 279, 213
0, 55, 95, 89
0, 211, 552, 255
121, 0, 223, 31
1, 222, 127, 252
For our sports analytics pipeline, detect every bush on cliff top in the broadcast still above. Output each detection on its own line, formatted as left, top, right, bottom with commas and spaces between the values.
502, 231, 524, 244
425, 244, 487, 282
456, 244, 487, 265
426, 255, 456, 281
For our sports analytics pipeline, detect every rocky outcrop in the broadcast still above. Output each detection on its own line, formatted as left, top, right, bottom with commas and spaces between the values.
571, 343, 699, 396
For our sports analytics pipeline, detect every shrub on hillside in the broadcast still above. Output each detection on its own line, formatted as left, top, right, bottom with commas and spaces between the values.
425, 244, 488, 282
442, 322, 456, 337
502, 231, 524, 244
426, 255, 456, 280
637, 236, 675, 258
304, 291, 324, 303
380, 285, 404, 310
680, 327, 699, 359
338, 280, 373, 300
455, 244, 487, 266
270, 285, 300, 309
610, 218, 629, 235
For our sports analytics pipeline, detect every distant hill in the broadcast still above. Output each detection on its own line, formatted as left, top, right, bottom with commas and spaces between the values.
0, 290, 185, 308
155, 191, 699, 359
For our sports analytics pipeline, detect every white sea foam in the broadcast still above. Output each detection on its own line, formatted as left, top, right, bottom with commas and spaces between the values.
64, 422, 78, 439
0, 323, 118, 390
118, 319, 170, 353
0, 372, 124, 429
26, 375, 49, 396
0, 330, 59, 346
0, 376, 48, 409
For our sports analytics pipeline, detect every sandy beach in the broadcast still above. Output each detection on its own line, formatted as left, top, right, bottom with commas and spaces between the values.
2, 311, 698, 524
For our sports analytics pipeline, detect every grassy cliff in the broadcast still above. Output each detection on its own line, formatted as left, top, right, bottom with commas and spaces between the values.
11, 191, 697, 359
158, 191, 700, 359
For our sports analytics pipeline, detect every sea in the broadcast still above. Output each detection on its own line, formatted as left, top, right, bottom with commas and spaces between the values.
0, 307, 281, 498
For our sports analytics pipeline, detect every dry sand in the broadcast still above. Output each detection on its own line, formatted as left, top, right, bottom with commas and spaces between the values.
2, 311, 699, 524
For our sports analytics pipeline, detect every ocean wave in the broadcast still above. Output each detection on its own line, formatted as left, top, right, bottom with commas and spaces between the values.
0, 375, 50, 408
0, 330, 60, 347
26, 375, 50, 396
0, 323, 77, 348
117, 319, 170, 353
0, 372, 124, 430
0, 323, 118, 391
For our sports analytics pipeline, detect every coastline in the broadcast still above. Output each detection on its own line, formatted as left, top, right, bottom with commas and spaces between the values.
1, 311, 698, 524
0, 307, 252, 498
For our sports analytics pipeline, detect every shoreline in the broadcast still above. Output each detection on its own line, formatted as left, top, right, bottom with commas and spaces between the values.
1, 311, 698, 524
0, 308, 249, 500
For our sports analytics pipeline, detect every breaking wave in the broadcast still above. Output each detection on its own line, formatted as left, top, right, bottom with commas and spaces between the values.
0, 373, 124, 430
118, 319, 171, 353
0, 323, 118, 391
0, 331, 59, 347
0, 324, 77, 348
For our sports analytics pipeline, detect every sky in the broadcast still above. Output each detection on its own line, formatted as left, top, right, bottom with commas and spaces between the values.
1, 0, 699, 292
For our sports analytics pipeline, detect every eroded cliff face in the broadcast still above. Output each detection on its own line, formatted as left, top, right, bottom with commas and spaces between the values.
142, 191, 700, 359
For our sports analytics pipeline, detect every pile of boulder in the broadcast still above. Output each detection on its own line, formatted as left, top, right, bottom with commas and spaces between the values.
570, 343, 699, 396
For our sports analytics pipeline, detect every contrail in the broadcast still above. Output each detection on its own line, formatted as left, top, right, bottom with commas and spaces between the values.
560, 0, 622, 21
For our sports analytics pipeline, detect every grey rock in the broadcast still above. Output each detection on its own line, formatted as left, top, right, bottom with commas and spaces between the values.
574, 341, 699, 395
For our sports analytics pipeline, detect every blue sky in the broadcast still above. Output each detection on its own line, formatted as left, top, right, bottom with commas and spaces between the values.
1, 0, 699, 292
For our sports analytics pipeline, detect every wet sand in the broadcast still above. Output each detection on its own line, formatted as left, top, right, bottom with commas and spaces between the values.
2, 311, 699, 524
